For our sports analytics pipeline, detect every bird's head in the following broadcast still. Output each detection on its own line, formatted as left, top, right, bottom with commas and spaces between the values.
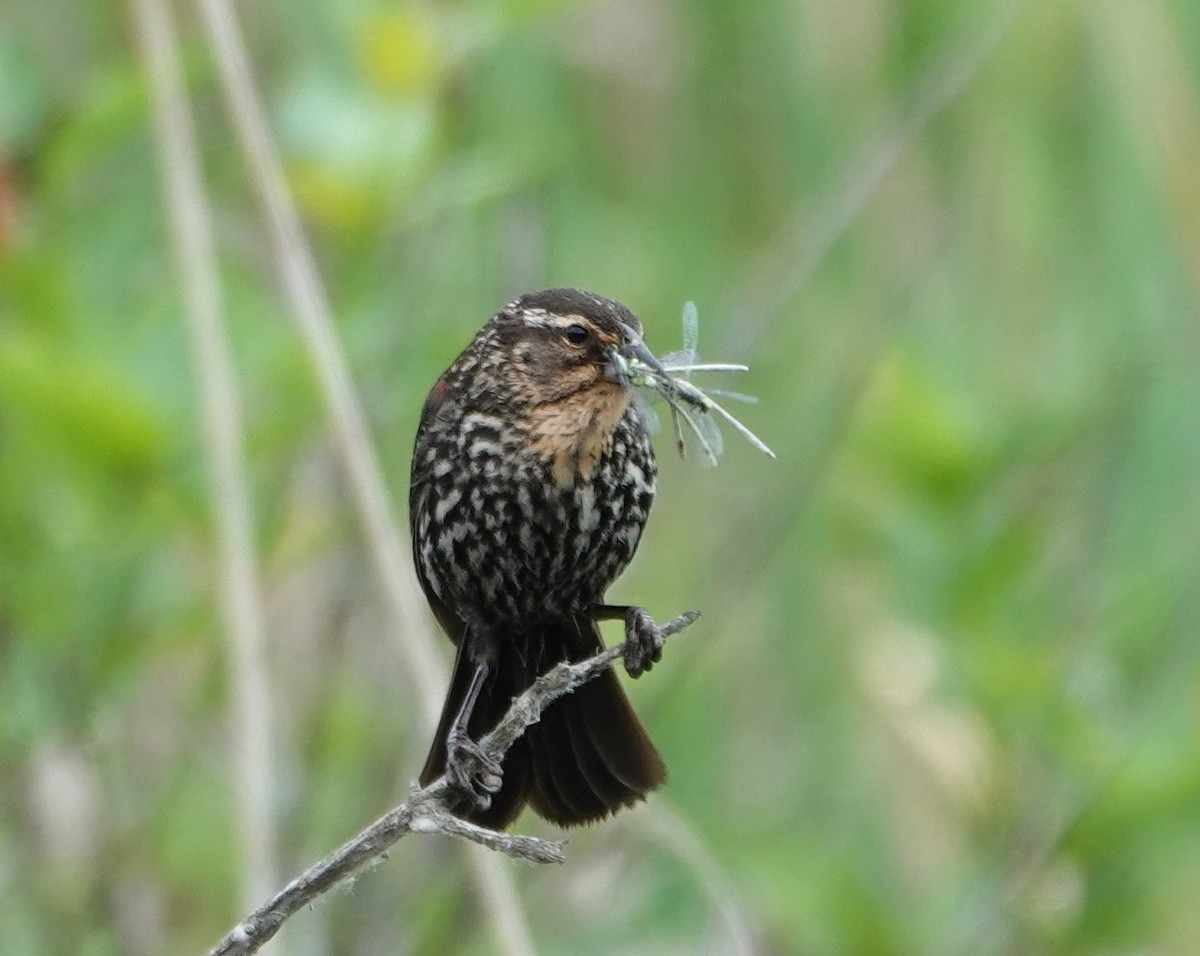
457, 288, 662, 485
487, 288, 663, 406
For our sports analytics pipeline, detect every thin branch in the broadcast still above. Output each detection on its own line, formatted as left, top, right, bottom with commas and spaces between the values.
190, 0, 442, 713
131, 0, 276, 908
190, 0, 536, 949
207, 610, 702, 956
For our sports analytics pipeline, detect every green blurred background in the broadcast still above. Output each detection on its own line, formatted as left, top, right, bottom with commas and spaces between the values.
3, 0, 1200, 952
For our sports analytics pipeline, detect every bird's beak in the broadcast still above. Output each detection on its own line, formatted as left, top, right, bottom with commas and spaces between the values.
605, 323, 667, 385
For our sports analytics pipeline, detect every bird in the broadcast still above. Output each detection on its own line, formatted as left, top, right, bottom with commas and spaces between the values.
410, 288, 671, 829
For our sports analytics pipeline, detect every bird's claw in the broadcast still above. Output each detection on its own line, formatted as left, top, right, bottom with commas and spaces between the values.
623, 607, 664, 678
445, 729, 503, 809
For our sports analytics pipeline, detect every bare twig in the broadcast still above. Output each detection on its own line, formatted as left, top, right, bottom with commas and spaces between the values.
190, 0, 535, 949
207, 610, 701, 956
131, 0, 277, 908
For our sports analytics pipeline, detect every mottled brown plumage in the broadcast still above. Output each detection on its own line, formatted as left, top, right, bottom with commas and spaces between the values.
410, 289, 670, 828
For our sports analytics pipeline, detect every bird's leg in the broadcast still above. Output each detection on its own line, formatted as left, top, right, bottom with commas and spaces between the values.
590, 604, 664, 678
444, 643, 503, 809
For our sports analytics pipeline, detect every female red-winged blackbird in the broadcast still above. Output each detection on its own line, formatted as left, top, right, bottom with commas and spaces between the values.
411, 288, 671, 829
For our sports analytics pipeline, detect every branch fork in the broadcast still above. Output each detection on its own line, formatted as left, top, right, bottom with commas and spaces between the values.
208, 609, 700, 956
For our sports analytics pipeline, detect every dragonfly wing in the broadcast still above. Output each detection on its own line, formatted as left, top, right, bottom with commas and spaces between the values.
632, 391, 662, 435
681, 301, 700, 357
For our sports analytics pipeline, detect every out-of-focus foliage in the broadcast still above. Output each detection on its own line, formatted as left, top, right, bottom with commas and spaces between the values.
2, 0, 1199, 953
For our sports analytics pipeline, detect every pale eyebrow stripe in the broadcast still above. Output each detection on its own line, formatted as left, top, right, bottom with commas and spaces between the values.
519, 309, 587, 331
516, 310, 623, 347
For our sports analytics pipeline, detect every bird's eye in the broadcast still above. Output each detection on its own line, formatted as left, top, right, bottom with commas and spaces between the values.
564, 323, 589, 346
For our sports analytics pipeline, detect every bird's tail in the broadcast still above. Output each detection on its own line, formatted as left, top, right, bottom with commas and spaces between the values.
418, 615, 665, 829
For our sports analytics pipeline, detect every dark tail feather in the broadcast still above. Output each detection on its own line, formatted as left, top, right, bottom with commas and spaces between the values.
418, 616, 665, 830
527, 665, 665, 826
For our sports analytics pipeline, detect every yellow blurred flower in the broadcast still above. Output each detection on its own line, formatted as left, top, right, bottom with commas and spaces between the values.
287, 161, 376, 231
359, 10, 441, 98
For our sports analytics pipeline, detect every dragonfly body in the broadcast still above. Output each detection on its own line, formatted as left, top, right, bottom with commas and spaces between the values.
606, 302, 775, 464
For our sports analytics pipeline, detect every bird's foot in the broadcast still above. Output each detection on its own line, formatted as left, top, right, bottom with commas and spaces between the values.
445, 728, 503, 810
623, 606, 665, 678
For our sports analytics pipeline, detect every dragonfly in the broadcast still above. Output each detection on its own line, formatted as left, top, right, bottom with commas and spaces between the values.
612, 302, 776, 466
